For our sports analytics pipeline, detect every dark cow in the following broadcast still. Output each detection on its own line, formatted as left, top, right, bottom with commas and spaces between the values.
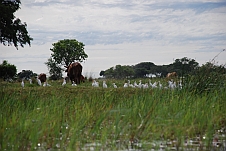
38, 73, 47, 83
65, 62, 83, 84
166, 72, 177, 79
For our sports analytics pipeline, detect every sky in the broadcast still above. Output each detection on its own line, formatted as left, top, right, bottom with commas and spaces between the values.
1, 0, 226, 78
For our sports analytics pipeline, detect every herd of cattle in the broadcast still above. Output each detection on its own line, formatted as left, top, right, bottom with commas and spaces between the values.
21, 62, 179, 89
35, 62, 85, 85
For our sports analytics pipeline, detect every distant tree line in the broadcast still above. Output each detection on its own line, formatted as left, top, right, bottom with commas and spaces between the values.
100, 57, 201, 78
1, 56, 225, 81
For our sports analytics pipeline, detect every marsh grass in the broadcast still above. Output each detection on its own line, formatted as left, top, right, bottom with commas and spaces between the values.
0, 76, 226, 150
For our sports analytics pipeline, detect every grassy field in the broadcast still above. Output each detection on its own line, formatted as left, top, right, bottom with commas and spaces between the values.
0, 78, 226, 150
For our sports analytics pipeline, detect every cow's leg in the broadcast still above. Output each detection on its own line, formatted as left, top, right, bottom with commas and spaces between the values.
74, 77, 78, 84
77, 74, 81, 84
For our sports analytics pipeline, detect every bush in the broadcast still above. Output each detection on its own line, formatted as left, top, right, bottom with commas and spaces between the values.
184, 62, 226, 94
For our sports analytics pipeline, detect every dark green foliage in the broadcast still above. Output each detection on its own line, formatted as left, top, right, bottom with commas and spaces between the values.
46, 39, 88, 79
184, 62, 226, 94
17, 70, 36, 79
172, 57, 199, 76
50, 39, 88, 66
45, 57, 62, 80
101, 58, 199, 79
99, 70, 105, 76
0, 60, 17, 79
0, 0, 33, 49
103, 65, 134, 78
133, 62, 155, 78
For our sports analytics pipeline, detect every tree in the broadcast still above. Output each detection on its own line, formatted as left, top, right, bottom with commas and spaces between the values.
0, 0, 33, 49
99, 70, 105, 77
17, 69, 35, 79
45, 57, 63, 80
50, 39, 88, 67
0, 60, 17, 79
133, 62, 156, 78
172, 57, 199, 76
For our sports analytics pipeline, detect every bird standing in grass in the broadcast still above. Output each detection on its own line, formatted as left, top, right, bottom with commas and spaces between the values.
123, 82, 128, 88
29, 78, 32, 84
92, 80, 99, 87
62, 78, 66, 86
103, 81, 107, 88
21, 79, 24, 88
113, 83, 117, 88
72, 81, 77, 86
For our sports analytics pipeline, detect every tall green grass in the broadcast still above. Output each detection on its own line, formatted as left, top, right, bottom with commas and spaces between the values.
0, 76, 225, 150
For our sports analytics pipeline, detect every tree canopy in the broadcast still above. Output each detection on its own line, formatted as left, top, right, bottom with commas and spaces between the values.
100, 57, 200, 79
0, 60, 17, 79
46, 39, 88, 79
17, 69, 37, 79
0, 0, 33, 49
50, 39, 88, 67
45, 57, 63, 80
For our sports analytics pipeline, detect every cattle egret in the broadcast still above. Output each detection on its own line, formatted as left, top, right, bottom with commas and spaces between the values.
46, 82, 51, 86
168, 80, 176, 89
137, 80, 142, 88
152, 81, 158, 89
128, 80, 134, 87
43, 81, 51, 87
92, 80, 99, 87
62, 78, 66, 86
21, 79, 24, 88
149, 80, 153, 87
123, 83, 128, 88
36, 77, 42, 86
72, 81, 77, 86
103, 81, 107, 88
143, 83, 149, 89
113, 83, 117, 88
178, 80, 182, 89
134, 81, 138, 87
29, 78, 32, 84
158, 81, 163, 89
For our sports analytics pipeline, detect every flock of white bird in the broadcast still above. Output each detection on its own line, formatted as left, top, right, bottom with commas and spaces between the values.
21, 78, 182, 90
92, 79, 182, 90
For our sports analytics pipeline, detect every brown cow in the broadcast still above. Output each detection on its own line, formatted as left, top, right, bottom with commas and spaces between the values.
65, 62, 83, 84
38, 73, 47, 83
166, 72, 177, 79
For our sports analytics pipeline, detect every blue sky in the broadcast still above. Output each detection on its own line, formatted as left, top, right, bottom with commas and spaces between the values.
1, 0, 226, 78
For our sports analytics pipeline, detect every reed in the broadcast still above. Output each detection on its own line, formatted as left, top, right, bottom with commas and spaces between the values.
0, 76, 225, 150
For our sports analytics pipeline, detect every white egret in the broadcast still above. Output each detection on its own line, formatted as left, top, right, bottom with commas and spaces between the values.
92, 80, 99, 87
123, 82, 128, 88
46, 81, 51, 86
149, 79, 153, 87
72, 81, 77, 86
103, 81, 107, 88
21, 79, 24, 88
143, 83, 149, 89
134, 81, 138, 87
137, 80, 142, 88
62, 78, 66, 86
158, 81, 163, 89
152, 81, 158, 89
113, 83, 117, 88
29, 78, 32, 84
